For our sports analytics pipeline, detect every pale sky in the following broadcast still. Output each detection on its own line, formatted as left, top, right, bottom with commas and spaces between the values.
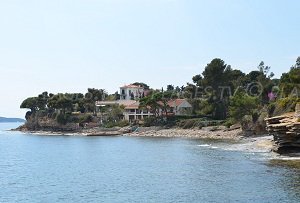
0, 0, 299, 118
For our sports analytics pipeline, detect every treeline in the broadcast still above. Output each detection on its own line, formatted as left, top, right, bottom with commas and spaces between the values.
139, 57, 299, 129
167, 57, 299, 128
20, 57, 300, 129
20, 88, 107, 124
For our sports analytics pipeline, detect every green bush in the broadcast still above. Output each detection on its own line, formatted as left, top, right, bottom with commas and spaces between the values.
177, 119, 204, 129
224, 119, 234, 128
79, 114, 93, 124
103, 121, 116, 128
143, 117, 157, 127
267, 103, 276, 116
117, 120, 129, 127
273, 97, 300, 115
56, 113, 69, 125
102, 119, 129, 128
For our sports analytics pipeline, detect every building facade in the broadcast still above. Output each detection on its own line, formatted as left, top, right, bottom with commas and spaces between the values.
120, 84, 145, 100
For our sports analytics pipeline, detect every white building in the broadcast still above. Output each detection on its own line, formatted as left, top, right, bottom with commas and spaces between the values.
120, 84, 145, 100
122, 101, 153, 121
95, 83, 192, 122
96, 99, 192, 122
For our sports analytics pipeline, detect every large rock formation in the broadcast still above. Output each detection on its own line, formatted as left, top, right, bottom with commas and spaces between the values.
265, 104, 300, 154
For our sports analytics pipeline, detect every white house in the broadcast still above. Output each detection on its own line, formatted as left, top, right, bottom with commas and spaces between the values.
95, 84, 192, 121
120, 84, 145, 100
122, 101, 153, 121
96, 99, 192, 122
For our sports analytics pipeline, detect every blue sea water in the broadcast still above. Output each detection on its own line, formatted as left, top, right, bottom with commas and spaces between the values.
0, 123, 300, 203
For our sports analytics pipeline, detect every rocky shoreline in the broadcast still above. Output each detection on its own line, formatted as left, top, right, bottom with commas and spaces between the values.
14, 125, 244, 140
12, 124, 279, 154
265, 104, 300, 154
125, 126, 244, 140
13, 126, 130, 136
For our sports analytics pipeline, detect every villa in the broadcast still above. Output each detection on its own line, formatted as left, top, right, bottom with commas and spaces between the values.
96, 84, 192, 121
120, 84, 145, 100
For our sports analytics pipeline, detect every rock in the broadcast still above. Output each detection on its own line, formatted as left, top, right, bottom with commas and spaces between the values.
265, 110, 300, 154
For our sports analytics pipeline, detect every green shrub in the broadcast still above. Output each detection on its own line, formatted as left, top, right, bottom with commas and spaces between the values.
273, 97, 300, 115
79, 114, 93, 124
56, 113, 69, 125
103, 121, 116, 128
117, 120, 129, 127
103, 120, 129, 128
267, 103, 276, 116
177, 119, 204, 129
224, 119, 234, 128
143, 117, 157, 127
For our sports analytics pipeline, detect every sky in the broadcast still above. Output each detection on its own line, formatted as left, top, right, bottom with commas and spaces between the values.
0, 0, 299, 118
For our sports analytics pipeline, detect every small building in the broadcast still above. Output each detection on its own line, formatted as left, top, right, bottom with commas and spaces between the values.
166, 99, 193, 116
120, 84, 145, 100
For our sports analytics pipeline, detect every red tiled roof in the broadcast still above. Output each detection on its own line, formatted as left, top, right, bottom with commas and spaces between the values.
158, 99, 187, 107
124, 101, 140, 109
168, 99, 187, 107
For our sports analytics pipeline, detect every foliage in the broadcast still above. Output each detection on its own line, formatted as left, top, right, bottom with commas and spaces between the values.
20, 97, 39, 112
103, 120, 129, 128
20, 56, 300, 131
270, 97, 300, 116
143, 117, 157, 127
229, 90, 259, 122
56, 113, 69, 125
132, 82, 150, 90
177, 118, 224, 129
20, 88, 106, 125
279, 67, 300, 97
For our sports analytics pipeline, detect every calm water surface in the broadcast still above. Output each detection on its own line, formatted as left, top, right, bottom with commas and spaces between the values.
1, 123, 300, 203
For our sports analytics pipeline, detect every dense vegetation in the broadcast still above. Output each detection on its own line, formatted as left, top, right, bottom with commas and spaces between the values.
20, 88, 107, 125
20, 57, 300, 131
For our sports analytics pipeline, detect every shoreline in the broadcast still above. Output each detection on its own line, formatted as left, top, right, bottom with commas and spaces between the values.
13, 126, 244, 139
13, 126, 277, 154
124, 127, 244, 140
10, 126, 300, 162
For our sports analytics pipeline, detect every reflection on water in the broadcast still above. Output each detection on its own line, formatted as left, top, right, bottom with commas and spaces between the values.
269, 159, 300, 169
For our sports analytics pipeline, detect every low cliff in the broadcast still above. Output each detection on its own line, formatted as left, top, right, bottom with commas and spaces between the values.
265, 104, 300, 154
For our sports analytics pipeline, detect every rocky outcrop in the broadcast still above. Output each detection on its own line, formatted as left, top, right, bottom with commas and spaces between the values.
265, 104, 300, 154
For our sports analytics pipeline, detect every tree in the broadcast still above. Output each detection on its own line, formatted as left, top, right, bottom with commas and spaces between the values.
295, 56, 300, 69
192, 58, 234, 119
167, 85, 174, 91
48, 94, 73, 115
279, 63, 300, 97
84, 88, 107, 114
229, 90, 259, 122
201, 58, 229, 90
258, 61, 273, 78
37, 92, 49, 110
20, 97, 39, 112
139, 93, 162, 118
132, 82, 150, 90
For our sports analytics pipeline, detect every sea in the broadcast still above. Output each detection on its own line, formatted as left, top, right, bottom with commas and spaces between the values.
0, 123, 300, 203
